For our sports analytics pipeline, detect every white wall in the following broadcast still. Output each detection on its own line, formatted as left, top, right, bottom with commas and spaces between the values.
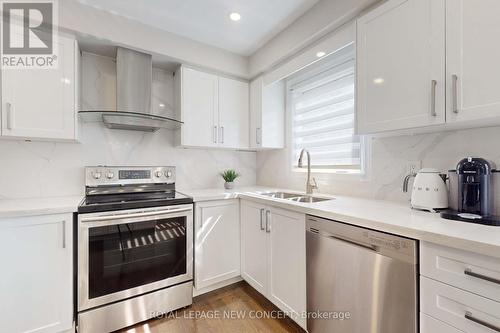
0, 53, 256, 200
59, 0, 249, 78
257, 126, 500, 213
248, 0, 379, 77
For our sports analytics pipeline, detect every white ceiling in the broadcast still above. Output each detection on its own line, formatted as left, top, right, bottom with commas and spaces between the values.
77, 0, 320, 56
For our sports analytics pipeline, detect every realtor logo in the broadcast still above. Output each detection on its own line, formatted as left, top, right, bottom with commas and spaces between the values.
1, 0, 58, 69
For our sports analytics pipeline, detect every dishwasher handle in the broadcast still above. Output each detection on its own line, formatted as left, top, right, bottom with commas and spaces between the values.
331, 235, 377, 252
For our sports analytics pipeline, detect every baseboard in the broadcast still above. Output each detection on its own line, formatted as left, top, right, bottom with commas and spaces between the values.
193, 276, 243, 297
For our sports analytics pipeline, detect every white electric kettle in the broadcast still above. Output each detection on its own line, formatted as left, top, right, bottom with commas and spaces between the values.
404, 168, 449, 212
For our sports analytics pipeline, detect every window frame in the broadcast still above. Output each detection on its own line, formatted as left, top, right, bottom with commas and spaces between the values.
285, 44, 369, 177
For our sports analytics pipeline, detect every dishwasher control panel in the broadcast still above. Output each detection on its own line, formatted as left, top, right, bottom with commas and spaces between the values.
307, 215, 417, 260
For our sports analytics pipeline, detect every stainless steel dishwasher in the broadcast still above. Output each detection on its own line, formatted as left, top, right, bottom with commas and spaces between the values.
306, 215, 418, 333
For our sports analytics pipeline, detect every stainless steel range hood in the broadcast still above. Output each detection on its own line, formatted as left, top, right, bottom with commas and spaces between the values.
79, 47, 183, 132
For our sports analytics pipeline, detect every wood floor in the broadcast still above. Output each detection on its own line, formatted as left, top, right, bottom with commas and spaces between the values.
118, 282, 306, 333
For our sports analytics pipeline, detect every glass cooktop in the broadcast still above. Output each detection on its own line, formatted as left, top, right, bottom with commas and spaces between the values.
78, 189, 192, 214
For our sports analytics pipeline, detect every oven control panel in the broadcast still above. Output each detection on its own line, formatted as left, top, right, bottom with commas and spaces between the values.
85, 166, 175, 186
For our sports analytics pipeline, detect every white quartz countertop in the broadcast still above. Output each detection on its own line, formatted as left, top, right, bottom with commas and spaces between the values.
178, 186, 271, 202
3, 186, 500, 260
181, 186, 500, 259
0, 196, 83, 218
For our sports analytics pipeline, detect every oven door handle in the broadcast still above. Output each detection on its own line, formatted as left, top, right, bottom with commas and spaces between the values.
81, 207, 192, 222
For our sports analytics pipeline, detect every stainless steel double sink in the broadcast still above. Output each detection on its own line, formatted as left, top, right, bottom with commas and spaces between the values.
259, 191, 332, 203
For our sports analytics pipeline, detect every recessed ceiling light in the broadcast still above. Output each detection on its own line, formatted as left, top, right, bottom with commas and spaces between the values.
373, 78, 385, 84
229, 12, 241, 21
316, 51, 326, 58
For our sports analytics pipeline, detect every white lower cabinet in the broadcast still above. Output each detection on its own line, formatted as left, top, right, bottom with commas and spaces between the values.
194, 200, 240, 291
421, 313, 462, 333
0, 213, 73, 333
421, 241, 500, 302
240, 200, 306, 329
420, 242, 500, 333
240, 200, 268, 295
421, 276, 500, 333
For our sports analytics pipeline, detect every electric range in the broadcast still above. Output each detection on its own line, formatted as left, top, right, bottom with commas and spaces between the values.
76, 166, 193, 333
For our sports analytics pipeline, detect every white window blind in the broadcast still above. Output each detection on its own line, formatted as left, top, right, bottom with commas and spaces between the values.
290, 45, 362, 173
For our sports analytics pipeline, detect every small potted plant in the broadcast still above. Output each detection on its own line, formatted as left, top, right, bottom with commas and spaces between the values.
220, 169, 240, 190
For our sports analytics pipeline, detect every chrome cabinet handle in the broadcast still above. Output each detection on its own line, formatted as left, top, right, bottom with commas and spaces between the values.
265, 210, 271, 233
213, 126, 218, 144
256, 128, 261, 145
62, 220, 66, 249
464, 268, 500, 285
430, 80, 437, 117
452, 74, 459, 113
259, 208, 265, 231
6, 102, 14, 129
220, 126, 224, 144
465, 311, 500, 332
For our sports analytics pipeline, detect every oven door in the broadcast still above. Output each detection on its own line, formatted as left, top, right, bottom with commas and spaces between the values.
78, 204, 193, 311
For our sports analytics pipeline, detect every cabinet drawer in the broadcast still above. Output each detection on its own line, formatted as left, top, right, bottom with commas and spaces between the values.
421, 276, 500, 333
421, 313, 462, 333
421, 242, 500, 302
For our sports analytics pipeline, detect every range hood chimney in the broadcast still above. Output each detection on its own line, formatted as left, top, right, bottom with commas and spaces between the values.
79, 47, 183, 132
116, 47, 152, 115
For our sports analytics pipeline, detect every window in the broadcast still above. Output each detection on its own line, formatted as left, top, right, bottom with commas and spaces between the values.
289, 44, 364, 174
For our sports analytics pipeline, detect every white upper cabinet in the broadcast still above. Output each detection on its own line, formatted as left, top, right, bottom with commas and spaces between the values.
249, 76, 285, 149
218, 77, 249, 149
446, 0, 500, 123
175, 67, 219, 147
175, 66, 249, 149
357, 0, 446, 134
1, 34, 79, 141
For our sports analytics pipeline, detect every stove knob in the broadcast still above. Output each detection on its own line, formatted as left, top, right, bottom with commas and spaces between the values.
165, 170, 172, 178
106, 172, 114, 179
155, 170, 163, 178
93, 171, 102, 180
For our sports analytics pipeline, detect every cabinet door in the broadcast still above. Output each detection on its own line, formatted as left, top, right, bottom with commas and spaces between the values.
421, 313, 462, 333
357, 0, 445, 134
267, 207, 306, 328
194, 200, 240, 290
240, 200, 268, 295
1, 35, 77, 140
179, 67, 218, 147
421, 276, 500, 333
0, 214, 73, 333
249, 77, 285, 149
446, 0, 500, 122
249, 77, 263, 149
218, 77, 249, 149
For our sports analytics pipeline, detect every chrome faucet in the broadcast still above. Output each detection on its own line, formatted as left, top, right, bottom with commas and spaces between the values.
298, 148, 318, 195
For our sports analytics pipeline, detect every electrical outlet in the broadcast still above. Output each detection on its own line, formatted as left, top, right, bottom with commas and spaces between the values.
406, 160, 421, 175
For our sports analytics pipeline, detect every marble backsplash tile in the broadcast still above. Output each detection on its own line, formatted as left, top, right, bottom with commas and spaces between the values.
0, 123, 256, 199
257, 126, 500, 214
0, 52, 256, 199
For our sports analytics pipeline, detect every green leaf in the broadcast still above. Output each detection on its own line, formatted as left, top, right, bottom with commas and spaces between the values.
220, 169, 240, 182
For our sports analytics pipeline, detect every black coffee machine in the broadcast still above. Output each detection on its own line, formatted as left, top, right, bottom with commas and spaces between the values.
441, 157, 500, 226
